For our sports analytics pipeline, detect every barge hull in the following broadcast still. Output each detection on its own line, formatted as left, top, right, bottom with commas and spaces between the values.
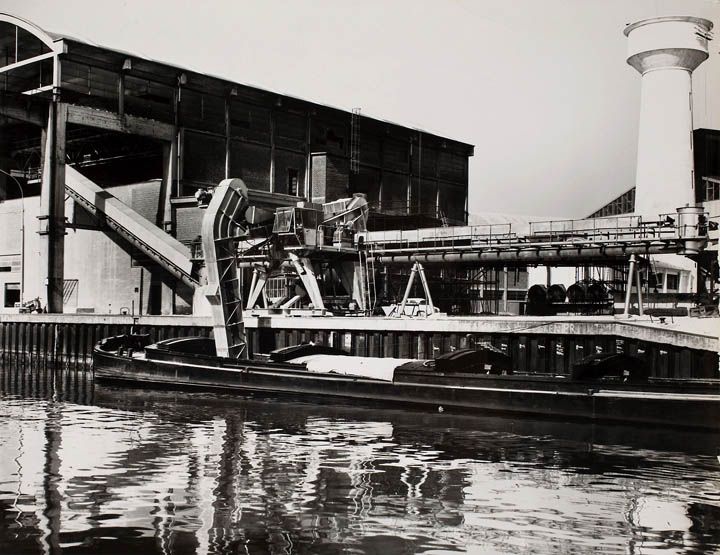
93, 350, 720, 431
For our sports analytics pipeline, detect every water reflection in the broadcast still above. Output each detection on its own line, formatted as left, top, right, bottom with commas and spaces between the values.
1, 363, 719, 554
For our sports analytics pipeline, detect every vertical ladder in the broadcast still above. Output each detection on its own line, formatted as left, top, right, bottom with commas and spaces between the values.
350, 108, 361, 175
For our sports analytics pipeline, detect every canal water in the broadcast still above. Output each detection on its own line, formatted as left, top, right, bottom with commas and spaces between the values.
1, 362, 719, 554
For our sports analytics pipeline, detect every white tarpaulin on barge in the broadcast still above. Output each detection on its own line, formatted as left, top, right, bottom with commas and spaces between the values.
290, 355, 416, 382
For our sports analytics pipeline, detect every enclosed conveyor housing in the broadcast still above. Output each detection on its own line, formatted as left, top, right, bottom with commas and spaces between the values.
65, 166, 197, 288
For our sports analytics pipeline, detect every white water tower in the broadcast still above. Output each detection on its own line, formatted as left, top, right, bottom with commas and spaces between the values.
624, 16, 713, 219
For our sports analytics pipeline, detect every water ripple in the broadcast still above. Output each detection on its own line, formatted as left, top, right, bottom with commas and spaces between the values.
1, 368, 719, 554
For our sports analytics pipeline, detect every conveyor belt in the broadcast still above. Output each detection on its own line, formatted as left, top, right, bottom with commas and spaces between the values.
65, 166, 198, 287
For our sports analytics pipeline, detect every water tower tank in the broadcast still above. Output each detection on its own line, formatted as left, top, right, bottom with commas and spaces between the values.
624, 16, 713, 219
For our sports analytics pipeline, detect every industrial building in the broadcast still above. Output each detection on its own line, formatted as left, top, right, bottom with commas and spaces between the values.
0, 13, 472, 315
0, 13, 717, 320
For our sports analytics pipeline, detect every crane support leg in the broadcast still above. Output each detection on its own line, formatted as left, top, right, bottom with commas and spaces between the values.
289, 254, 325, 310
622, 254, 646, 317
397, 262, 434, 318
336, 262, 367, 310
397, 264, 418, 317
623, 255, 636, 317
246, 267, 268, 310
417, 263, 435, 315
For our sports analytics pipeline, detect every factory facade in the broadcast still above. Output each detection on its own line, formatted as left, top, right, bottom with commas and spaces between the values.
0, 13, 473, 315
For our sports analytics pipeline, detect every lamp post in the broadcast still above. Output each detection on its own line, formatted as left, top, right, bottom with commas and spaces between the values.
0, 168, 25, 305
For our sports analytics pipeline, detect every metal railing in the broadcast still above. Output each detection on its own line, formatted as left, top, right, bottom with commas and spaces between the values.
362, 223, 515, 251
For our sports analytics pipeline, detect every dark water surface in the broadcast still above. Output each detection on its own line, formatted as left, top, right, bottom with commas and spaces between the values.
1, 363, 719, 554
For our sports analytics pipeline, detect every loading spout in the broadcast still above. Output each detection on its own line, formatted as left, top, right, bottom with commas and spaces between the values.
64, 166, 198, 288
200, 178, 250, 359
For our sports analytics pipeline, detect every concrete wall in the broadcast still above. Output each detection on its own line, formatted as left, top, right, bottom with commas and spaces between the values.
0, 313, 716, 376
0, 181, 185, 315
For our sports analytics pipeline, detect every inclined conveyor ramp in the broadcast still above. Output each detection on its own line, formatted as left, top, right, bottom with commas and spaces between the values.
64, 166, 198, 288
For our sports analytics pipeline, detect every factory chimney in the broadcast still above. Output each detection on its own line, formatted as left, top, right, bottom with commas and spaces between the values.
624, 16, 713, 219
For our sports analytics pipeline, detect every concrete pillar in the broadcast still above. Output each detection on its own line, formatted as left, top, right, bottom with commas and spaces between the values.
160, 135, 177, 233
624, 16, 713, 218
38, 102, 67, 313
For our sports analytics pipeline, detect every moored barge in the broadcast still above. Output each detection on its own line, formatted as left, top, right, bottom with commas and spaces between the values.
93, 334, 720, 430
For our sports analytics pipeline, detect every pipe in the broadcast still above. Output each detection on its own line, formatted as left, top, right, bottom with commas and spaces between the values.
374, 243, 695, 265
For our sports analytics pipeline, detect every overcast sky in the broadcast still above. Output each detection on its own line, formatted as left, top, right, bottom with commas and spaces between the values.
3, 0, 719, 217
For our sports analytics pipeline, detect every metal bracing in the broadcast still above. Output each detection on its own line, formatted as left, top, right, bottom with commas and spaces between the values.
622, 254, 646, 317
245, 266, 268, 310
288, 253, 325, 310
396, 262, 434, 318
201, 178, 250, 359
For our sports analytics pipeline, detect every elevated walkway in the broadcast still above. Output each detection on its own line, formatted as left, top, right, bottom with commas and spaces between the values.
64, 166, 198, 288
361, 215, 711, 265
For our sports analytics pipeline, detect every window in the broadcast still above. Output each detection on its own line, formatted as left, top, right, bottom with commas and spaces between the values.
266, 276, 291, 301
230, 101, 271, 142
228, 140, 271, 191
705, 178, 720, 202
4, 282, 20, 307
508, 290, 528, 301
288, 168, 300, 196
666, 273, 679, 290
273, 151, 305, 195
311, 120, 346, 154
181, 131, 226, 194
648, 272, 663, 290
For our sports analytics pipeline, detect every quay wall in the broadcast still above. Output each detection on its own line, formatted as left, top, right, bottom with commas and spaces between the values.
0, 314, 716, 378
